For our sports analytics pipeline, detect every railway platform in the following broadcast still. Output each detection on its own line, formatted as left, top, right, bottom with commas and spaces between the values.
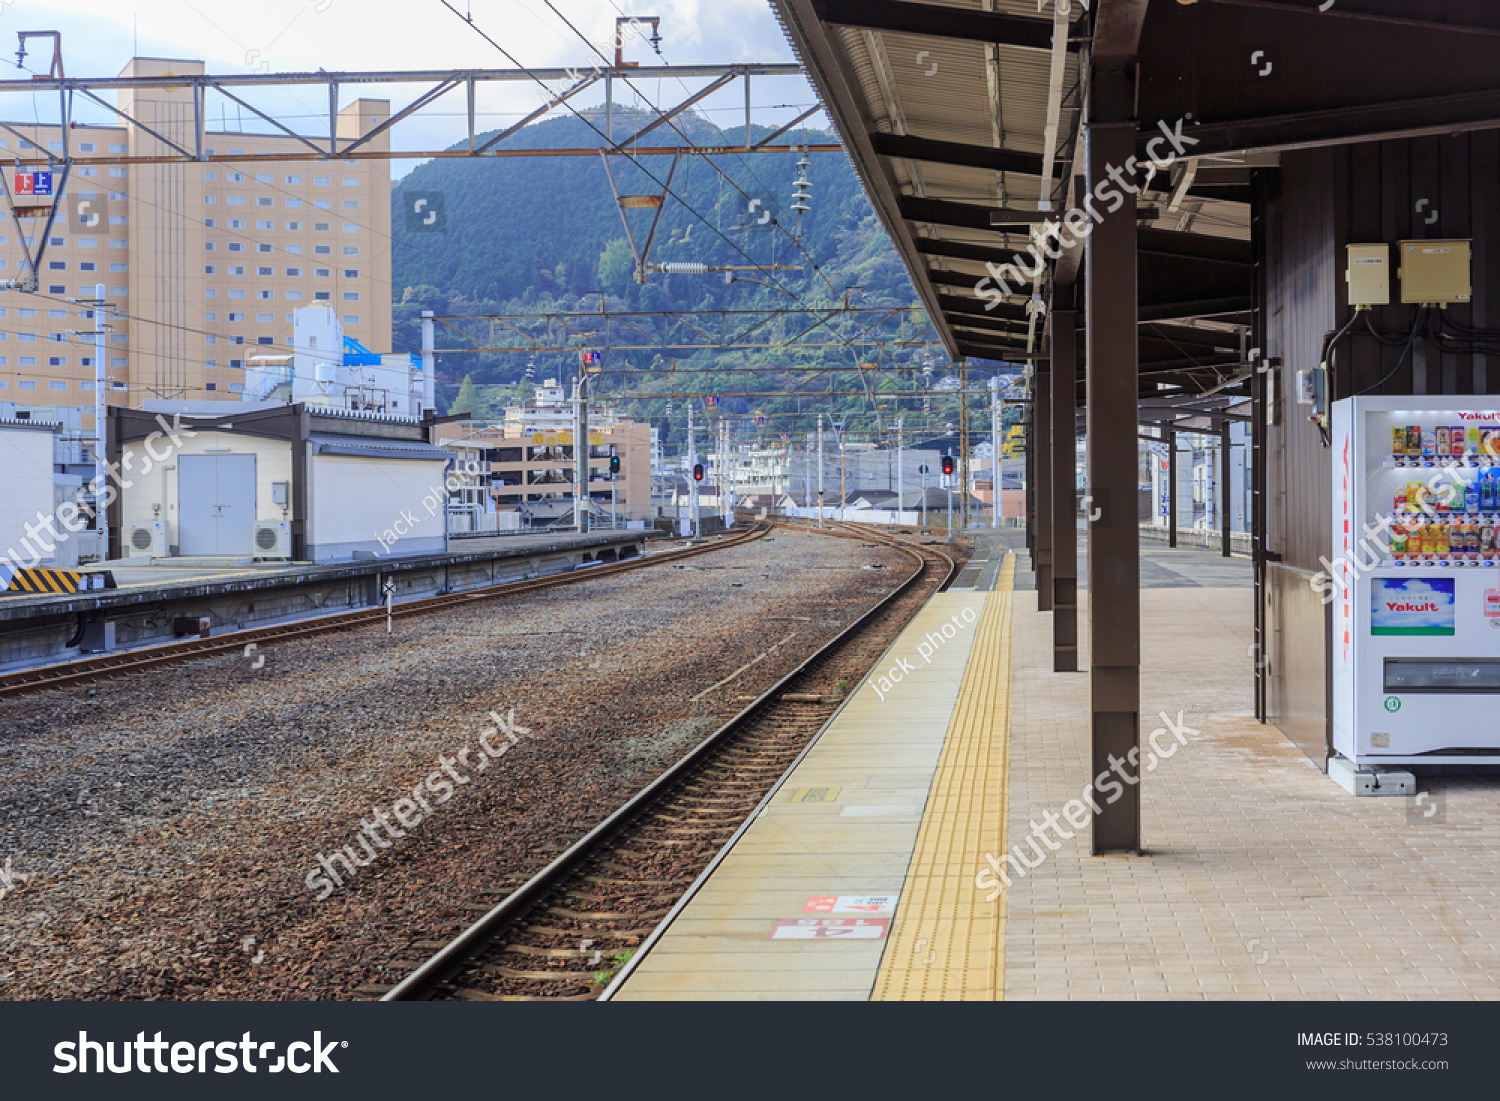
0, 528, 647, 670
614, 533, 1500, 1001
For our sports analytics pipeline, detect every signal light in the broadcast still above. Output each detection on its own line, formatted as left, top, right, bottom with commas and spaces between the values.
692, 463, 705, 482
941, 455, 955, 476
609, 455, 620, 474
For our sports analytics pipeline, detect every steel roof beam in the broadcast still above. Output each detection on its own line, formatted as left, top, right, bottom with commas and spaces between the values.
873, 133, 1045, 176
811, 0, 1084, 51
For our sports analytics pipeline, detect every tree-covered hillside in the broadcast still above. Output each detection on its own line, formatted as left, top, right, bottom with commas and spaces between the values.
390, 105, 999, 448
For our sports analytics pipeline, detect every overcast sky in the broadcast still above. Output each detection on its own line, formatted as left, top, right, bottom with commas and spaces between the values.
1, 0, 821, 176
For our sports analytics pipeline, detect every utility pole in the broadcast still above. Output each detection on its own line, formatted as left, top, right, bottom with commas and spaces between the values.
573, 371, 589, 534
91, 283, 108, 561
816, 414, 825, 529
990, 376, 1002, 529
839, 424, 846, 523
958, 364, 970, 531
688, 402, 701, 542
895, 417, 904, 531
921, 464, 929, 534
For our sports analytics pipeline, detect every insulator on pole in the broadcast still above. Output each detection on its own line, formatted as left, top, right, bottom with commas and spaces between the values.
657, 262, 709, 274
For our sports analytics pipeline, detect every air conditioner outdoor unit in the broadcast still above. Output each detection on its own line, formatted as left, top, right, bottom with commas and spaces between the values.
253, 520, 291, 559
126, 522, 166, 558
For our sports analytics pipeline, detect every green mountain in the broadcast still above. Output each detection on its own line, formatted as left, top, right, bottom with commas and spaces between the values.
390, 105, 984, 445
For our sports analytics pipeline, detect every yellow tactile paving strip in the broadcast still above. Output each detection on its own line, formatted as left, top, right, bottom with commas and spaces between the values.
872, 555, 1015, 1000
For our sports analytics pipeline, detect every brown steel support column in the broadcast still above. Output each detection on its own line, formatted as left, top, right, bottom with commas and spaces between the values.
1050, 301, 1079, 671
1167, 428, 1178, 548
1084, 118, 1140, 856
1220, 420, 1233, 558
1034, 359, 1054, 611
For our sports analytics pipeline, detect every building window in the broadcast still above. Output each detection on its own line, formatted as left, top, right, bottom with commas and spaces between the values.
206, 382, 217, 391
343, 315, 359, 324
342, 177, 358, 186
286, 221, 301, 231
257, 336, 274, 345
78, 167, 98, 177
205, 218, 216, 227
256, 173, 272, 183
229, 383, 244, 393
228, 219, 245, 229
257, 314, 273, 324
343, 292, 359, 301
314, 176, 330, 185
205, 242, 217, 252
109, 239, 127, 248
18, 309, 33, 317
313, 222, 330, 232
108, 167, 127, 177
79, 262, 96, 271
110, 286, 126, 296
285, 267, 301, 276
205, 265, 216, 275
285, 198, 302, 207
257, 290, 273, 300
204, 171, 216, 181
109, 191, 126, 201
229, 265, 245, 275
228, 242, 244, 252
342, 200, 359, 210
286, 244, 302, 254
79, 237, 98, 247
285, 174, 302, 184
47, 285, 65, 295
227, 195, 245, 206
258, 244, 272, 253
313, 199, 331, 209
286, 290, 303, 300
341, 223, 358, 233
256, 219, 273, 230
342, 268, 359, 278
19, 377, 36, 386
48, 261, 65, 270
257, 197, 273, 207
206, 312, 217, 321
49, 377, 67, 386
207, 335, 217, 345
18, 333, 34, 341
343, 246, 359, 255
228, 172, 244, 182
80, 142, 96, 152
204, 194, 216, 204
314, 246, 331, 256
110, 144, 126, 154
109, 215, 126, 225
228, 313, 244, 322
49, 237, 64, 246
314, 291, 331, 300
257, 266, 273, 276
80, 377, 93, 386
228, 289, 245, 299
110, 262, 127, 272
315, 268, 331, 277
110, 358, 127, 367
229, 359, 243, 368
207, 359, 217, 367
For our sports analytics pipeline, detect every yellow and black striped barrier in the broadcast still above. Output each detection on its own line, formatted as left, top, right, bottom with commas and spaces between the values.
2, 565, 83, 595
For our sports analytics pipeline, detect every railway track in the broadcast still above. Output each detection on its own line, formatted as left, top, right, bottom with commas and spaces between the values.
376, 523, 958, 1001
0, 522, 769, 701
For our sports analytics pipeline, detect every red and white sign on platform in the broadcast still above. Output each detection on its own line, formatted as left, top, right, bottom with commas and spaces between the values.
803, 895, 898, 914
769, 918, 890, 940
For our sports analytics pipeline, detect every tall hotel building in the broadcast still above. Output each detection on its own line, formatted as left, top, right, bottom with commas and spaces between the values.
0, 58, 391, 419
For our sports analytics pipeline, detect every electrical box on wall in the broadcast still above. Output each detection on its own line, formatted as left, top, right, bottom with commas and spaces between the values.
1398, 239, 1472, 305
1346, 244, 1390, 307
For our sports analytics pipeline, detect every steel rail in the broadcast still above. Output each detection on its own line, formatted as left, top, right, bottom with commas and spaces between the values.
0, 523, 768, 701
381, 521, 954, 1001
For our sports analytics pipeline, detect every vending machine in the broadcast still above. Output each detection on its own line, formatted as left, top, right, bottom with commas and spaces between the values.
1331, 396, 1500, 768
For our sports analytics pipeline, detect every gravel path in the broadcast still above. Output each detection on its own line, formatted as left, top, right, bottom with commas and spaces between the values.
0, 532, 910, 1000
